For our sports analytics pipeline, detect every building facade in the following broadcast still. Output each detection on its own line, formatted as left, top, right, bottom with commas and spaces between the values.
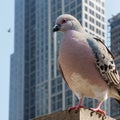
9, 0, 25, 119
9, 0, 106, 120
109, 13, 120, 119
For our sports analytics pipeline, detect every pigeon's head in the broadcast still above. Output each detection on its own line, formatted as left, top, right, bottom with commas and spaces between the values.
53, 14, 83, 32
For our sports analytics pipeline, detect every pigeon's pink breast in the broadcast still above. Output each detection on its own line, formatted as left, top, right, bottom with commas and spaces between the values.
58, 30, 108, 100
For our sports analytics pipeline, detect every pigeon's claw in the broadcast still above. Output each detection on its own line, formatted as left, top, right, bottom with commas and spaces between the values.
68, 105, 85, 112
68, 106, 76, 111
68, 98, 85, 112
89, 101, 106, 115
90, 108, 106, 115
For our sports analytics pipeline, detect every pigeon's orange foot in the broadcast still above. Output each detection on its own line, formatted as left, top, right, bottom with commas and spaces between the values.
90, 108, 106, 115
68, 98, 85, 112
68, 105, 85, 112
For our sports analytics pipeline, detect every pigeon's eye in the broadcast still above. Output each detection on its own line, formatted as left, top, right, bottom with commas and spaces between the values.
62, 19, 67, 24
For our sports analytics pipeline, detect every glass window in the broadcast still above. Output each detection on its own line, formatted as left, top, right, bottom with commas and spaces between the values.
102, 17, 104, 22
102, 24, 104, 29
71, 10, 75, 16
70, 2, 75, 8
77, 0, 82, 4
85, 6, 88, 11
89, 9, 94, 16
96, 28, 99, 33
102, 32, 105, 37
89, 24, 94, 31
102, 9, 104, 14
77, 6, 81, 12
57, 84, 62, 92
85, 14, 88, 19
102, 2, 104, 7
57, 101, 62, 109
65, 6, 69, 12
65, 0, 69, 5
89, 1, 94, 8
85, 22, 88, 27
85, 0, 87, 3
89, 17, 94, 23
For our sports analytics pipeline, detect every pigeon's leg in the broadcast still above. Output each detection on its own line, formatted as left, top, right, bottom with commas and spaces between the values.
68, 98, 85, 112
90, 101, 106, 115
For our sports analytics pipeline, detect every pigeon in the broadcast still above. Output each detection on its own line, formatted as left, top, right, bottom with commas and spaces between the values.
53, 14, 120, 115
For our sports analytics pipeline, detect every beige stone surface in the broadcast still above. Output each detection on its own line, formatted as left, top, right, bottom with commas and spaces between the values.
33, 109, 115, 120
79, 109, 115, 120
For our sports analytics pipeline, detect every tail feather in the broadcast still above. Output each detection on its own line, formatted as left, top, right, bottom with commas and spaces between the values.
110, 86, 120, 104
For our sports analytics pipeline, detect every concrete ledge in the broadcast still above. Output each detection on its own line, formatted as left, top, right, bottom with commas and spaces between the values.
33, 109, 115, 120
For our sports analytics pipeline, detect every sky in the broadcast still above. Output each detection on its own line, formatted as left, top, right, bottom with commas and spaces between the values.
0, 0, 14, 120
0, 0, 120, 120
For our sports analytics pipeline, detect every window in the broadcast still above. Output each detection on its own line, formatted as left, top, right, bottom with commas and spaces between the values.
71, 10, 75, 16
85, 6, 88, 11
89, 17, 94, 23
102, 17, 104, 22
85, 14, 88, 19
65, 0, 69, 5
77, 13, 81, 20
89, 1, 94, 8
66, 90, 72, 97
77, 6, 81, 11
102, 24, 104, 29
96, 28, 99, 33
57, 84, 62, 92
99, 30, 101, 35
96, 21, 101, 27
89, 9, 94, 16
89, 24, 94, 31
102, 32, 105, 37
96, 13, 101, 19
102, 2, 104, 7
65, 6, 69, 12
85, 22, 88, 27
57, 10, 62, 16
102, 9, 104, 14
70, 2, 75, 8
77, 0, 81, 4
96, 5, 100, 12
85, 0, 87, 3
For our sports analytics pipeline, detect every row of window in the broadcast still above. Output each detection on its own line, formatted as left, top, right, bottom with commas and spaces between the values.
85, 0, 104, 8
85, 22, 105, 37
85, 8, 105, 22
85, 15, 104, 27
111, 19, 120, 29
51, 93, 62, 111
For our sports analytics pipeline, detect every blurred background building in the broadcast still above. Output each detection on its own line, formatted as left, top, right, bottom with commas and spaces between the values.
9, 0, 25, 120
108, 13, 120, 119
9, 0, 107, 120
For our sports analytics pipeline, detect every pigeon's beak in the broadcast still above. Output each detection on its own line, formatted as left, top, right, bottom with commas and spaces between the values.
53, 24, 61, 32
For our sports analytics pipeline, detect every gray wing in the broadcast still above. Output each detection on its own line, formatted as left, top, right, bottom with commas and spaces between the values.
87, 37, 120, 89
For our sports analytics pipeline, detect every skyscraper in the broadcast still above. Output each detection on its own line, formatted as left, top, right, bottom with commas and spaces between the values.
9, 0, 106, 120
9, 0, 25, 120
108, 13, 120, 119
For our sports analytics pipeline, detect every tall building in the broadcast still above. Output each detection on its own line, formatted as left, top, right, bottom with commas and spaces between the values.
9, 0, 106, 120
9, 0, 25, 120
9, 0, 36, 119
108, 13, 120, 119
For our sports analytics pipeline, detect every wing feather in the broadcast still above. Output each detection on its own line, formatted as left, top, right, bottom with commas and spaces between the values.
87, 37, 120, 89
